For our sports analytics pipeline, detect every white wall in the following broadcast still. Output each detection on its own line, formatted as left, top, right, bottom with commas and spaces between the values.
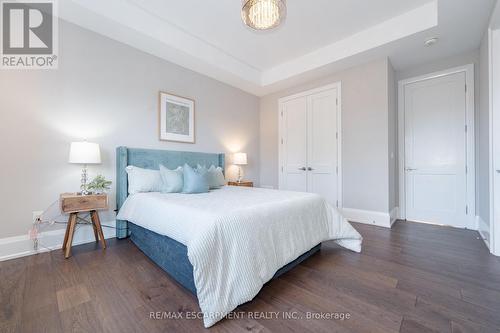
478, 31, 491, 243
491, 28, 500, 255
260, 59, 393, 216
388, 61, 398, 214
0, 20, 260, 239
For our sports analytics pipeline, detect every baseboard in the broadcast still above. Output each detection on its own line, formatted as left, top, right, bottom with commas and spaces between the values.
341, 208, 393, 228
476, 215, 490, 251
0, 220, 116, 262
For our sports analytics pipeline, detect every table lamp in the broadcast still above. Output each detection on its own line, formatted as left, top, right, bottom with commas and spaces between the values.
233, 152, 247, 183
69, 141, 101, 195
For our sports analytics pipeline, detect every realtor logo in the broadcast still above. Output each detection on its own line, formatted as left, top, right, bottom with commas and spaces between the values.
1, 0, 58, 69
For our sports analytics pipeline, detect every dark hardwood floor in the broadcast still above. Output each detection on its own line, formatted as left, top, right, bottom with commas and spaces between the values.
1, 221, 500, 333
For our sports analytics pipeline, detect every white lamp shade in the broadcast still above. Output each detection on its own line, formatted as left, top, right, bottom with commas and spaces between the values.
69, 142, 101, 164
233, 152, 248, 165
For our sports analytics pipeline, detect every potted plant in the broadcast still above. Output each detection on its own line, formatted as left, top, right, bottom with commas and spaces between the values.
87, 175, 112, 194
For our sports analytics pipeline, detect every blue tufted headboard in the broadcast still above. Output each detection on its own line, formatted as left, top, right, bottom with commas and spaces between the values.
115, 146, 225, 239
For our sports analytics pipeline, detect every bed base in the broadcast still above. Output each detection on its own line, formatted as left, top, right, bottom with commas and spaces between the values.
129, 223, 321, 296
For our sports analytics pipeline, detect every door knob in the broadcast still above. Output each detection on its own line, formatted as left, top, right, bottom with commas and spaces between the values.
307, 167, 314, 171
405, 168, 417, 172
497, 170, 500, 173
298, 167, 306, 171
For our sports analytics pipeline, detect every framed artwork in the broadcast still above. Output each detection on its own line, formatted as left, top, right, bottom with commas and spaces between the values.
159, 91, 195, 143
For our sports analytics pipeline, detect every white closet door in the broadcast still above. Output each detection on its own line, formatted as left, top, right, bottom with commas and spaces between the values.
404, 72, 468, 227
307, 89, 339, 206
281, 97, 308, 191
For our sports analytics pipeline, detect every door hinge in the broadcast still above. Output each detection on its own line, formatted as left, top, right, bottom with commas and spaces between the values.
465, 165, 468, 174
281, 110, 284, 117
465, 84, 467, 93
336, 132, 338, 140
336, 200, 339, 208
465, 125, 467, 132
281, 166, 284, 172
336, 166, 338, 174
281, 138, 283, 145
336, 98, 338, 106
466, 205, 469, 214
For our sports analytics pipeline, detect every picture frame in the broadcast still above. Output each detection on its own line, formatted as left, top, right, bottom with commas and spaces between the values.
158, 91, 195, 143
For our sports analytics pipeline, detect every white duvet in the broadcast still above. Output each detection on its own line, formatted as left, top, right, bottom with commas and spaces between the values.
117, 186, 362, 327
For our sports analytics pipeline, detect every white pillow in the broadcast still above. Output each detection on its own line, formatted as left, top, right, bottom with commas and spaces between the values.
159, 165, 183, 193
126, 166, 161, 194
207, 165, 226, 189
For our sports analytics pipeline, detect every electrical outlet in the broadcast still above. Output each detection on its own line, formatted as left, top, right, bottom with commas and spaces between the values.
32, 210, 43, 223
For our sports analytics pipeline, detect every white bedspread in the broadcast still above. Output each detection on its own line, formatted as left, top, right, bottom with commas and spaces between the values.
117, 186, 362, 327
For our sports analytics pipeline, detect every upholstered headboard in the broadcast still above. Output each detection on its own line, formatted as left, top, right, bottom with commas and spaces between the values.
115, 146, 225, 239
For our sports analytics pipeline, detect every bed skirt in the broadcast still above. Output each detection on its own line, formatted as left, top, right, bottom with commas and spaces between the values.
129, 223, 321, 296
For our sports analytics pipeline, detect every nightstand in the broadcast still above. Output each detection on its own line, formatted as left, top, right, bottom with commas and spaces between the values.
60, 193, 108, 258
227, 181, 254, 187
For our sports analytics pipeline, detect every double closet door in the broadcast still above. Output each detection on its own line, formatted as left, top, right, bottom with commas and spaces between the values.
279, 85, 340, 207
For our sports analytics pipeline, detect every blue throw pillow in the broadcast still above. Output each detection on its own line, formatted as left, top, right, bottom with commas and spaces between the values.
182, 164, 209, 194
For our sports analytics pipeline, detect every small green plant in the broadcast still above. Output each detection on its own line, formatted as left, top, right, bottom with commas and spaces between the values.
88, 175, 112, 194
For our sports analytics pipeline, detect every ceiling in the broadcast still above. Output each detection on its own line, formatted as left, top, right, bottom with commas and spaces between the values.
132, 0, 430, 70
59, 0, 496, 96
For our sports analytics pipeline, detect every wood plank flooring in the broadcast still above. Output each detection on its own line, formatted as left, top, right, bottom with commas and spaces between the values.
1, 221, 499, 332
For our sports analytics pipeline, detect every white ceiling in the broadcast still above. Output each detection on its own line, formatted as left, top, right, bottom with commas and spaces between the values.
134, 0, 431, 70
59, 0, 496, 96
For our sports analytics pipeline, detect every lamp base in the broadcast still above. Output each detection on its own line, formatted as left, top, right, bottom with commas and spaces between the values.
80, 165, 89, 195
237, 166, 243, 183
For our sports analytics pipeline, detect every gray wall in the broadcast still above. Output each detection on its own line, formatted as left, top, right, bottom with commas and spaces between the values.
396, 50, 480, 82
260, 59, 392, 213
478, 32, 491, 234
0, 20, 260, 238
388, 61, 398, 212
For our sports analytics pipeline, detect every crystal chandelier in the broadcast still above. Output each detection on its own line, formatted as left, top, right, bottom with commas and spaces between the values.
241, 0, 287, 31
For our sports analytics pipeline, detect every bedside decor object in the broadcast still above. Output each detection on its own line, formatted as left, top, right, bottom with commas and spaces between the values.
233, 152, 247, 183
69, 141, 101, 195
87, 175, 112, 194
60, 193, 108, 258
159, 91, 195, 143
228, 181, 253, 187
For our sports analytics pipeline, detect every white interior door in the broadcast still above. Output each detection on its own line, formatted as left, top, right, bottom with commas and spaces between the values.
404, 72, 469, 228
281, 97, 308, 192
307, 89, 339, 206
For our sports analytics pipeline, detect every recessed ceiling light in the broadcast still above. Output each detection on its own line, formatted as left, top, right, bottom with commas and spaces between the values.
424, 37, 439, 47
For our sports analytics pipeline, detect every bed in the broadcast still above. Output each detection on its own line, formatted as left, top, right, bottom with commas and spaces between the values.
115, 146, 362, 328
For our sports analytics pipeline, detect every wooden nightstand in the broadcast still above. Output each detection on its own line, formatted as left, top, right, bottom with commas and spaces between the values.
227, 181, 254, 187
60, 193, 108, 258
